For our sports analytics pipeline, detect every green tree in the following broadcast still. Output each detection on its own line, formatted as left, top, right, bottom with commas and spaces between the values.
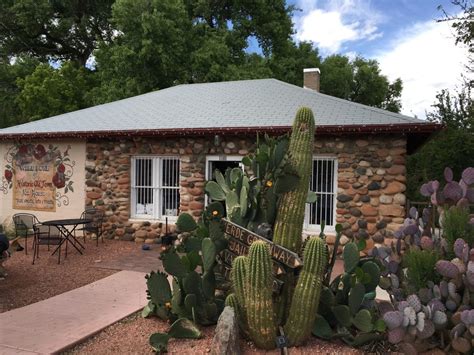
0, 57, 39, 128
270, 41, 321, 87
0, 0, 114, 66
319, 55, 402, 112
16, 62, 96, 122
407, 86, 474, 200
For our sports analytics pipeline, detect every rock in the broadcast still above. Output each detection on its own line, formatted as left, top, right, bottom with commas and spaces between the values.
358, 219, 368, 228
356, 167, 367, 175
393, 193, 406, 205
358, 229, 369, 239
340, 235, 350, 245
350, 208, 362, 217
337, 194, 353, 202
211, 306, 240, 355
383, 181, 406, 195
367, 181, 381, 190
387, 165, 406, 175
376, 220, 387, 229
360, 195, 370, 203
379, 195, 393, 204
359, 160, 371, 167
361, 205, 378, 217
326, 234, 336, 245
135, 230, 148, 238
379, 205, 405, 217
367, 223, 377, 234
372, 233, 385, 243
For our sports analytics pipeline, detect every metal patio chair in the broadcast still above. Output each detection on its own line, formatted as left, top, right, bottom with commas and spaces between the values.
32, 224, 62, 264
78, 208, 104, 246
12, 213, 41, 255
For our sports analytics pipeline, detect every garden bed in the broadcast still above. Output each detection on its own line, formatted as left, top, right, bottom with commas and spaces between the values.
63, 311, 361, 354
0, 239, 139, 313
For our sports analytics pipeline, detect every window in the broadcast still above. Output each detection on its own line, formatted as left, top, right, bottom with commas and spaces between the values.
305, 156, 337, 230
131, 156, 180, 220
205, 155, 243, 205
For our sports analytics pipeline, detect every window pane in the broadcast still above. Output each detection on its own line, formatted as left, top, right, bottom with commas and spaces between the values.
134, 158, 154, 215
162, 189, 180, 216
161, 158, 180, 217
162, 158, 179, 187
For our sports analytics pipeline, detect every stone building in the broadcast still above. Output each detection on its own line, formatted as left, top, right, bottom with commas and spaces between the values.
0, 71, 441, 245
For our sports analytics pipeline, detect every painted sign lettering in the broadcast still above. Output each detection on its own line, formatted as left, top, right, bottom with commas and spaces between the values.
12, 160, 56, 212
223, 219, 303, 268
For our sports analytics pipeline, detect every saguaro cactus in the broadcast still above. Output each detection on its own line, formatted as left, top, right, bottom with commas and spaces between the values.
284, 237, 327, 345
273, 107, 315, 252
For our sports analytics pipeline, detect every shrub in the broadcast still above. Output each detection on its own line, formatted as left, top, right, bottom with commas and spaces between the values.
403, 249, 441, 292
443, 206, 474, 252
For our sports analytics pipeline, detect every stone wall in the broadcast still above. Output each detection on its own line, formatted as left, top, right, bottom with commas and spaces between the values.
84, 134, 407, 246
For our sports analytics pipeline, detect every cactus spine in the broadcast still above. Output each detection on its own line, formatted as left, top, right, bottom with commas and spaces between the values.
273, 107, 315, 252
284, 237, 327, 345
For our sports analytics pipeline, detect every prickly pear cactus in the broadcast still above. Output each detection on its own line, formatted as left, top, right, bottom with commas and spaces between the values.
273, 107, 315, 252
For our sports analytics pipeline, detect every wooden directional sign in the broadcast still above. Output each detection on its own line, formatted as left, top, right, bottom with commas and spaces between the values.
219, 262, 283, 293
223, 219, 303, 269
222, 246, 285, 275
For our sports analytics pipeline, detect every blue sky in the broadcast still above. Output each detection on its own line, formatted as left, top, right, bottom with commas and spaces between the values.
280, 0, 469, 118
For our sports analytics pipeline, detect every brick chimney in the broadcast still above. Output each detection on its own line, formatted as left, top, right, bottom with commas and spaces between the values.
303, 68, 320, 92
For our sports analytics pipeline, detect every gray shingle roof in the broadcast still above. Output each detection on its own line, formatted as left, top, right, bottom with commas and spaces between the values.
0, 78, 426, 136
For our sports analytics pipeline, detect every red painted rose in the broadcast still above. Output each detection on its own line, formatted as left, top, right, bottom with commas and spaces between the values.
57, 163, 65, 173
4, 170, 12, 182
52, 172, 66, 188
18, 145, 28, 155
33, 144, 46, 160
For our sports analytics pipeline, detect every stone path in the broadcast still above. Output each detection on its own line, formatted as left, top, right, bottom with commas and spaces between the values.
0, 270, 147, 355
92, 245, 162, 273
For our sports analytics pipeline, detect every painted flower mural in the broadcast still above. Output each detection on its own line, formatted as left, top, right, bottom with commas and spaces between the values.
1, 143, 75, 207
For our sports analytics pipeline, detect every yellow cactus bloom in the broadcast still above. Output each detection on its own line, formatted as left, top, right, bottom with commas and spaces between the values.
212, 210, 219, 216
266, 180, 273, 187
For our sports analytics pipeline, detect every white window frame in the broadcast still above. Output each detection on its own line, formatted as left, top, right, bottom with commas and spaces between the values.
130, 156, 180, 221
304, 155, 338, 233
205, 155, 243, 205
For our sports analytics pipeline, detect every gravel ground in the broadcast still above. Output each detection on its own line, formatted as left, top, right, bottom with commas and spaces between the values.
2, 238, 362, 354
64, 312, 361, 355
0, 238, 139, 313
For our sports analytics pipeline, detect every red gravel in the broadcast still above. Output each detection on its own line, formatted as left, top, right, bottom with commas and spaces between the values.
0, 238, 138, 313
2, 239, 362, 354
64, 312, 361, 354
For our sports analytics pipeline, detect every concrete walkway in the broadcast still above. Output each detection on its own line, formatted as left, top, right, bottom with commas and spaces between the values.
0, 270, 148, 355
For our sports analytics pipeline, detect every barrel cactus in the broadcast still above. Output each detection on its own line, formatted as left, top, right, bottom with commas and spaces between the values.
284, 237, 327, 345
273, 107, 315, 253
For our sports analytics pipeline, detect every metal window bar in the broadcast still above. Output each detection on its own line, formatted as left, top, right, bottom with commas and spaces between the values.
308, 157, 336, 227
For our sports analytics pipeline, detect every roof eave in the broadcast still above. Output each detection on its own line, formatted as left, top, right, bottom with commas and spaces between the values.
0, 123, 443, 141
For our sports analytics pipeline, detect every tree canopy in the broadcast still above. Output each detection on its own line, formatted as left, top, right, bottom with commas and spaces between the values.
407, 0, 474, 200
0, 0, 403, 127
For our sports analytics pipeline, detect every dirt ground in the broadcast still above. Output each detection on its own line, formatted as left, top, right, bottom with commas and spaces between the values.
2, 238, 361, 354
64, 311, 361, 354
0, 238, 144, 313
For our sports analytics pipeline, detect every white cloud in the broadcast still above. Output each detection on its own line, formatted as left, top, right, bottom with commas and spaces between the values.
376, 20, 470, 119
294, 0, 383, 54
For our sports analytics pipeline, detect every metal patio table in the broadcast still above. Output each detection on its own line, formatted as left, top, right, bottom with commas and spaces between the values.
42, 218, 92, 263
